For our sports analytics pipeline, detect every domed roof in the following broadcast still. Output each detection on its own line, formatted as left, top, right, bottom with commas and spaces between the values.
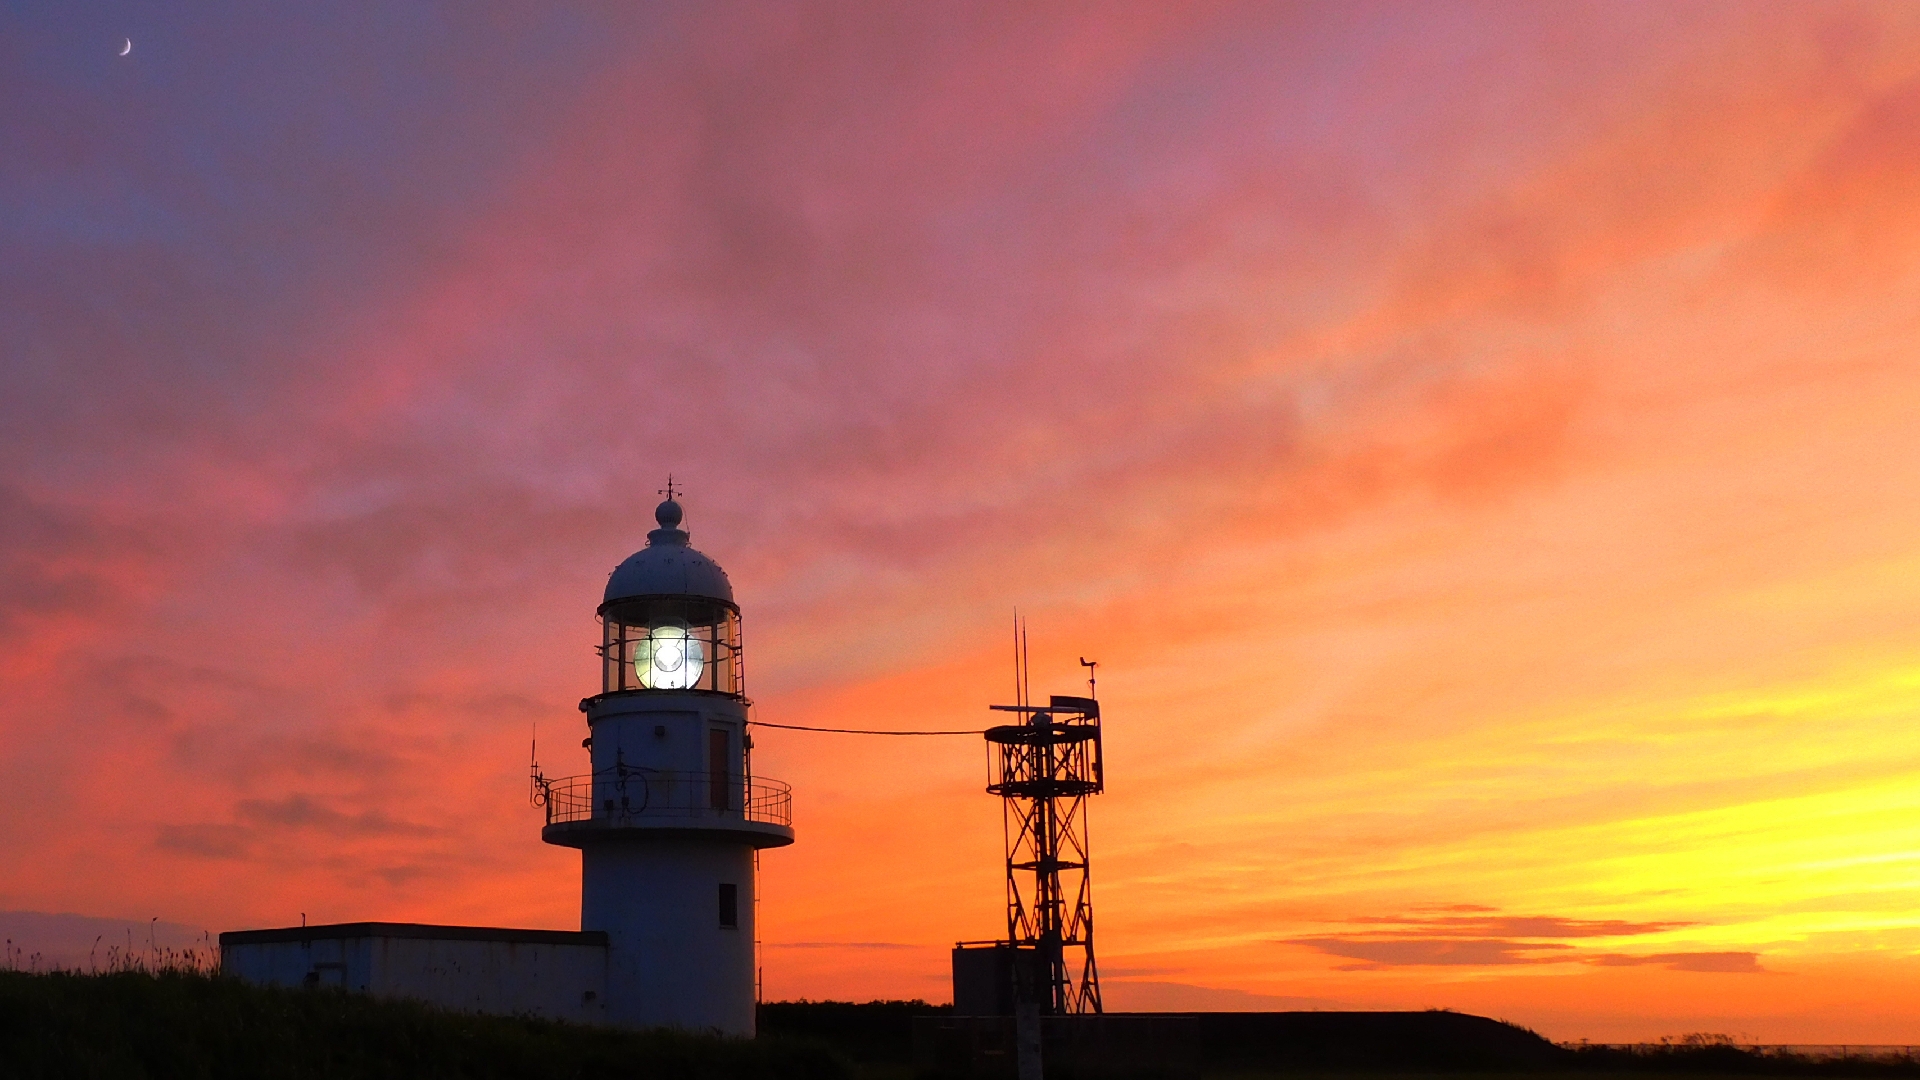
603, 497, 734, 606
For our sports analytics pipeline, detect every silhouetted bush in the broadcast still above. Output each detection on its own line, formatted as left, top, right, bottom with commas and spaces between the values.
757, 999, 951, 1064
1568, 1037, 1920, 1076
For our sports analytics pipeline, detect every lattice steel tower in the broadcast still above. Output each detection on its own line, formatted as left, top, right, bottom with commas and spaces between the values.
983, 629, 1104, 1015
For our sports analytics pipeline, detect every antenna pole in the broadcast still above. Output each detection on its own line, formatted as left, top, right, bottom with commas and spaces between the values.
1013, 612, 1032, 710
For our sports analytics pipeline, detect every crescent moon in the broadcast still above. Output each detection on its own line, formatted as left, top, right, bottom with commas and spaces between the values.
119, 38, 131, 57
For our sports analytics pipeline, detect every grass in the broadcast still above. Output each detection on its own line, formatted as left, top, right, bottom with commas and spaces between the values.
0, 967, 850, 1080
10, 969, 1920, 1080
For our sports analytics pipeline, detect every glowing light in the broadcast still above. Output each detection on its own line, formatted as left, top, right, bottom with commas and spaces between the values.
635, 623, 705, 690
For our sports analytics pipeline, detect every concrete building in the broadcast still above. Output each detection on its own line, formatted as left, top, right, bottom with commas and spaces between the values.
219, 923, 608, 1023
222, 495, 792, 1035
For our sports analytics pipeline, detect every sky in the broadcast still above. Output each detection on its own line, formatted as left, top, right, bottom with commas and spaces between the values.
6, 0, 1920, 1043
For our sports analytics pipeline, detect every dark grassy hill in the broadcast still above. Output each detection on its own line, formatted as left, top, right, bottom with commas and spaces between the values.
0, 969, 848, 1080
759, 1001, 1920, 1077
1189, 1009, 1569, 1071
761, 1002, 1568, 1072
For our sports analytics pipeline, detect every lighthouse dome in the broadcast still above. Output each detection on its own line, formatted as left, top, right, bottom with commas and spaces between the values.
603, 498, 735, 606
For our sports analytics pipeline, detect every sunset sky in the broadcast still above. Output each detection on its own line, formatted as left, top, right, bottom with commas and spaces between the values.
8, 1, 1920, 1043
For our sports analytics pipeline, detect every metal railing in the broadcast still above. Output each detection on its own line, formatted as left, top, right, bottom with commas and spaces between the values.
534, 768, 792, 829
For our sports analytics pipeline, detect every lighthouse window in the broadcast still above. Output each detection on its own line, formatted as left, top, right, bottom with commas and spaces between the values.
718, 883, 738, 928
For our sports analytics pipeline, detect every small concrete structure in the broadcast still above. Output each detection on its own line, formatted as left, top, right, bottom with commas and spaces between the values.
219, 922, 608, 1023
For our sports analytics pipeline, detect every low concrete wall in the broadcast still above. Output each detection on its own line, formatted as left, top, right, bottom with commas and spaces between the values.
915, 1015, 1200, 1080
914, 1011, 1570, 1078
220, 922, 608, 1024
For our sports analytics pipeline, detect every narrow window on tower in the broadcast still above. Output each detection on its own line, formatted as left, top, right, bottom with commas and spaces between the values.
718, 883, 739, 928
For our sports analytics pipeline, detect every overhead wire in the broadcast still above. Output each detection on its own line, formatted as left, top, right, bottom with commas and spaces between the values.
747, 720, 985, 736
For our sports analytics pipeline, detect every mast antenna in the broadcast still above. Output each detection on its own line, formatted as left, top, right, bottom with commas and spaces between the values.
977, 634, 1105, 1016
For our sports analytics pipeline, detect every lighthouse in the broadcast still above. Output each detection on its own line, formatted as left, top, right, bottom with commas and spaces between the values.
539, 490, 793, 1034
221, 492, 789, 1028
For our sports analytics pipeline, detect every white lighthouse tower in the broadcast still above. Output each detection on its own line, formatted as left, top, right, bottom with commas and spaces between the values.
539, 490, 793, 1034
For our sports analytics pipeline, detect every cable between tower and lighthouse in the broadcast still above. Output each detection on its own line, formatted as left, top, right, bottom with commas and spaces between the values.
746, 721, 986, 735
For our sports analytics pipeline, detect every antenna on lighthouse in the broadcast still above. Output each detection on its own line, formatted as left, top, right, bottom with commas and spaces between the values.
528, 723, 554, 810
